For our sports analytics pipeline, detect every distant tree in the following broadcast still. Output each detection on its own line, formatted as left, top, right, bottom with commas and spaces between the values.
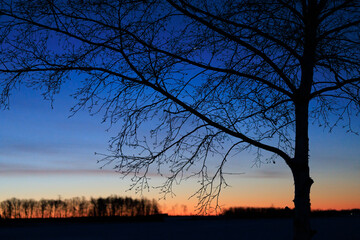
53, 198, 62, 218
116, 197, 125, 216
90, 198, 98, 217
62, 200, 69, 218
69, 197, 80, 217
28, 199, 36, 218
0, 201, 4, 218
96, 197, 107, 217
10, 198, 21, 219
78, 197, 88, 217
0, 200, 13, 219
123, 197, 132, 217
39, 199, 47, 218
151, 199, 160, 215
47, 200, 55, 218
21, 199, 30, 218
0, 1, 359, 239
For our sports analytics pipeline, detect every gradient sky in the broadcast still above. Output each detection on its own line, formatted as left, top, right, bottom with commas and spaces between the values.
1, 82, 360, 215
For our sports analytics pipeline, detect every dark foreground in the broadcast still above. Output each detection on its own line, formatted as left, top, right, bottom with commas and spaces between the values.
0, 216, 359, 240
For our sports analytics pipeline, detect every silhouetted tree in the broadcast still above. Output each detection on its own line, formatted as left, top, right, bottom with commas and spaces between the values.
1, 200, 13, 219
69, 197, 80, 217
62, 200, 69, 218
78, 197, 88, 217
28, 199, 36, 218
97, 197, 107, 217
39, 199, 47, 218
10, 198, 21, 219
21, 199, 30, 218
48, 200, 55, 218
151, 199, 160, 215
0, 1, 359, 239
0, 196, 159, 219
116, 197, 125, 216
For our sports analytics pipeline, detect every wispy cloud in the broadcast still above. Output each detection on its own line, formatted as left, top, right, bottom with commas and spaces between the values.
237, 170, 289, 179
0, 162, 115, 176
0, 141, 101, 156
0, 168, 116, 175
0, 142, 60, 156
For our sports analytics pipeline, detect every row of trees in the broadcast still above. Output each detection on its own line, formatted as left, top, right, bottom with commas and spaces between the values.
223, 207, 293, 218
0, 196, 160, 219
222, 207, 360, 218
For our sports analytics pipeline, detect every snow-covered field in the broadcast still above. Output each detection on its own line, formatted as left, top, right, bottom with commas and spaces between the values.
0, 216, 359, 240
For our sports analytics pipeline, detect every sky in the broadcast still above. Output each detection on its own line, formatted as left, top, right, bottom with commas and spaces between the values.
0, 83, 360, 215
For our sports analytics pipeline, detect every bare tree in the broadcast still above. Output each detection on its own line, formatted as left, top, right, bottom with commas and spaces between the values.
39, 199, 47, 219
0, 0, 359, 239
21, 199, 30, 218
62, 199, 69, 218
28, 199, 36, 219
0, 200, 13, 219
78, 197, 88, 217
10, 198, 21, 219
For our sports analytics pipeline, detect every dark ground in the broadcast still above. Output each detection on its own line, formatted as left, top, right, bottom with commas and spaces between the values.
0, 216, 359, 240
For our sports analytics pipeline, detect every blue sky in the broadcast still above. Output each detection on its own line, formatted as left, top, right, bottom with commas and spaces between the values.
0, 83, 360, 213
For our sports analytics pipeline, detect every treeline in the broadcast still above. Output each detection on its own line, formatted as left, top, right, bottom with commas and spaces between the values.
222, 207, 360, 218
0, 195, 159, 219
223, 207, 293, 218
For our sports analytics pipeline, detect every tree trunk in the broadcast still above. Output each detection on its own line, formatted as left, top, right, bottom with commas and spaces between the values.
292, 101, 314, 240
292, 164, 314, 240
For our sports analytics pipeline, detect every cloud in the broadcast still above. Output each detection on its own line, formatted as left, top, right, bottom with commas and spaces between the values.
0, 162, 115, 176
0, 142, 60, 155
238, 170, 289, 179
0, 168, 116, 176
0, 162, 162, 177
0, 140, 101, 156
